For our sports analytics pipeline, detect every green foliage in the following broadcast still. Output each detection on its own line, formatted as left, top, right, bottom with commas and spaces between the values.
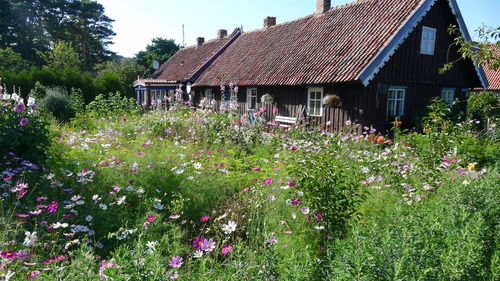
94, 59, 147, 97
85, 92, 140, 119
36, 41, 80, 69
325, 172, 499, 281
468, 91, 500, 126
136, 38, 179, 75
94, 71, 123, 96
441, 25, 499, 74
420, 97, 454, 134
0, 47, 28, 71
296, 146, 368, 238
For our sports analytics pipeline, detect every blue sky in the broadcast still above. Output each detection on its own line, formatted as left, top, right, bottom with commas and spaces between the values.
97, 0, 500, 58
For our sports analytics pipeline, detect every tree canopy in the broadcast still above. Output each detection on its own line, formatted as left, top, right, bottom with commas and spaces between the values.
136, 38, 179, 76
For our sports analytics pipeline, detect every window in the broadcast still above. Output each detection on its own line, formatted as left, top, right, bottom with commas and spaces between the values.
247, 88, 258, 110
441, 88, 455, 105
150, 90, 158, 101
387, 87, 405, 117
420, 26, 436, 55
205, 89, 214, 104
307, 87, 324, 117
168, 90, 175, 104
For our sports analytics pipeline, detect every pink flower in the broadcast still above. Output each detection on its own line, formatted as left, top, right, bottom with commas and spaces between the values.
192, 236, 206, 250
263, 178, 273, 185
221, 244, 233, 255
146, 215, 156, 222
200, 216, 209, 222
253, 167, 261, 171
20, 118, 29, 126
268, 237, 278, 245
290, 146, 298, 151
1, 250, 17, 259
169, 214, 180, 219
169, 256, 183, 268
273, 107, 279, 114
27, 270, 41, 280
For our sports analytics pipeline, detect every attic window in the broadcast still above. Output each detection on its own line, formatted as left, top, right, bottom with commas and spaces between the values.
420, 26, 436, 55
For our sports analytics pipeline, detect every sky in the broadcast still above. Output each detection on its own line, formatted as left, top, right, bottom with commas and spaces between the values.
97, 0, 500, 58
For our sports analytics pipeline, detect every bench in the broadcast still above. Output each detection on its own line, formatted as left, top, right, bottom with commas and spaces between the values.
275, 116, 298, 128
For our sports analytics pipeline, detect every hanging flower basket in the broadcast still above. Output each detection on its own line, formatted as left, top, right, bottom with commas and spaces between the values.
261, 93, 274, 105
323, 94, 342, 107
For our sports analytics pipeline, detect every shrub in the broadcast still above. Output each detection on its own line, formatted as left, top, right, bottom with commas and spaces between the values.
85, 92, 140, 119
467, 91, 499, 127
0, 92, 50, 164
42, 87, 75, 121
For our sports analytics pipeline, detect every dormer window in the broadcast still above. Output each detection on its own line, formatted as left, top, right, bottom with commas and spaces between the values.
420, 26, 436, 55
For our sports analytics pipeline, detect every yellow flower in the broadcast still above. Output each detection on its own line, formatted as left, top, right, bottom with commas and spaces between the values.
466, 163, 477, 171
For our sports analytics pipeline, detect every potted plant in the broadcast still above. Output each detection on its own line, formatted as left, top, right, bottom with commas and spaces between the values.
323, 94, 342, 107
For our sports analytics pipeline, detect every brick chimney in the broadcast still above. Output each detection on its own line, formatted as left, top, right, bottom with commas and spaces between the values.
217, 29, 227, 39
196, 37, 205, 46
316, 0, 331, 14
264, 16, 276, 28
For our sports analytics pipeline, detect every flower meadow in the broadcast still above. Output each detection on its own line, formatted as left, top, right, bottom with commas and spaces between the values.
0, 85, 499, 280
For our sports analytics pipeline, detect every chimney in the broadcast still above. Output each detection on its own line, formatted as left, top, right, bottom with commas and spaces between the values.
264, 16, 276, 28
316, 0, 331, 14
196, 37, 205, 46
217, 29, 228, 39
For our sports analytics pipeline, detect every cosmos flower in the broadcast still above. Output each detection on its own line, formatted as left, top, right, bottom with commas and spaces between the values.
168, 256, 183, 268
201, 239, 216, 252
222, 221, 237, 234
221, 245, 233, 255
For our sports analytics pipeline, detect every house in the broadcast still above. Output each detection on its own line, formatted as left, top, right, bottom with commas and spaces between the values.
477, 45, 500, 92
136, 0, 488, 132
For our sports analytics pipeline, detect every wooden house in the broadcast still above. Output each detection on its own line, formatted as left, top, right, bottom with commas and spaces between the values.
136, 0, 488, 132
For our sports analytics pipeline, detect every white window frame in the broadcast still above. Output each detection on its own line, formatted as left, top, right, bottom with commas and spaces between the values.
420, 26, 436, 55
387, 87, 406, 117
246, 88, 258, 110
307, 87, 324, 117
441, 88, 455, 105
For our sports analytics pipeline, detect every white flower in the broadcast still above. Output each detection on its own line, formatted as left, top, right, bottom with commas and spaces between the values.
52, 222, 69, 229
175, 168, 184, 174
99, 203, 108, 210
193, 250, 203, 258
92, 194, 101, 201
96, 242, 104, 249
0, 270, 15, 281
86, 215, 93, 222
125, 185, 134, 191
193, 162, 202, 169
116, 196, 126, 205
314, 225, 325, 230
222, 220, 237, 234
301, 207, 310, 215
23, 231, 37, 247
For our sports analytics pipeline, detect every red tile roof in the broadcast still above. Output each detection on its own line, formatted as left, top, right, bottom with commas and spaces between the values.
152, 29, 240, 82
194, 0, 426, 86
483, 45, 500, 90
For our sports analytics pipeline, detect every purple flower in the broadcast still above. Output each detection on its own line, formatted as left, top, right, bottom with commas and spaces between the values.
221, 244, 233, 255
20, 118, 29, 126
268, 237, 278, 245
14, 102, 26, 112
263, 178, 273, 185
201, 239, 216, 252
169, 256, 183, 268
192, 236, 206, 250
47, 201, 58, 213
27, 270, 41, 280
291, 197, 301, 206
1, 250, 17, 259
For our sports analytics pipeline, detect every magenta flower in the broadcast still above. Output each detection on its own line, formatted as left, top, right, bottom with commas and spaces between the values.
273, 107, 279, 114
268, 237, 278, 245
200, 216, 209, 222
263, 178, 273, 185
221, 244, 233, 255
47, 201, 58, 213
1, 250, 18, 259
146, 215, 156, 222
169, 256, 183, 268
192, 236, 206, 250
253, 167, 261, 171
20, 118, 29, 126
291, 197, 301, 206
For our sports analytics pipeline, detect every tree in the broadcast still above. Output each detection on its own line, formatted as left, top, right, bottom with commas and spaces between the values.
94, 58, 147, 96
0, 47, 28, 71
440, 25, 500, 74
136, 38, 179, 76
36, 41, 80, 69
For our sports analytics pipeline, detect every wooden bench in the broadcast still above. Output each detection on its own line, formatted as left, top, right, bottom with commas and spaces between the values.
274, 104, 305, 128
275, 116, 298, 128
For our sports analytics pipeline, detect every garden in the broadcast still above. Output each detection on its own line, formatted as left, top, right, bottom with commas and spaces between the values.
0, 83, 499, 281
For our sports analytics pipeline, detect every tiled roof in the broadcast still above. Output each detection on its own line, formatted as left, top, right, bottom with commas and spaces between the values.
195, 0, 426, 86
483, 45, 500, 90
152, 29, 240, 82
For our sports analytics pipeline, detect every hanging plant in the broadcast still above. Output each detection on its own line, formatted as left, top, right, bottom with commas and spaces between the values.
323, 94, 342, 107
261, 93, 274, 105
